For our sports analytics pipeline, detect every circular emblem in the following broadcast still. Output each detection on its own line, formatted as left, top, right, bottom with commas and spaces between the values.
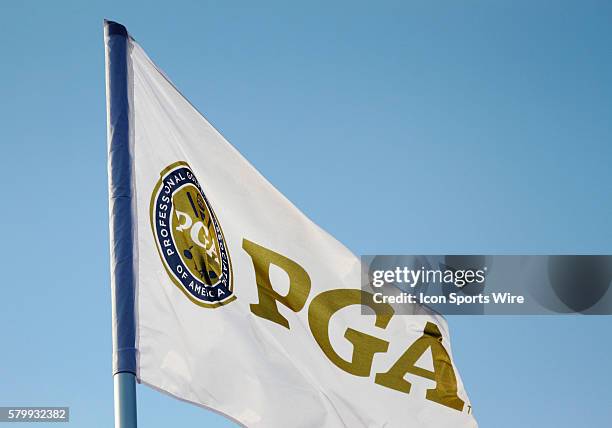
150, 161, 234, 307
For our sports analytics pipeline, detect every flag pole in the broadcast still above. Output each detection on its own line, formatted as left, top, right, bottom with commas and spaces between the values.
104, 19, 138, 428
114, 373, 137, 427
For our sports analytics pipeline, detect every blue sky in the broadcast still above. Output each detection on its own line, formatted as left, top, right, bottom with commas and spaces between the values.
1, 1, 611, 426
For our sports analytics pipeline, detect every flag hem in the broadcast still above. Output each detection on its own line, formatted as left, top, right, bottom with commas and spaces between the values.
105, 19, 138, 376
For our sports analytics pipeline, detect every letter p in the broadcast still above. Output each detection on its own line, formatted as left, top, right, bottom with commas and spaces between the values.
242, 239, 312, 329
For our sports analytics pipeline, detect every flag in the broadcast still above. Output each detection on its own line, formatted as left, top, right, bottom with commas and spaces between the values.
105, 20, 477, 428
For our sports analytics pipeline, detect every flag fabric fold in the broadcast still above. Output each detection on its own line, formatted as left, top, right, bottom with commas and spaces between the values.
105, 20, 477, 428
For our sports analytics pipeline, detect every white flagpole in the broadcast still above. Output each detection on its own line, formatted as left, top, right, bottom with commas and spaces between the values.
104, 19, 138, 428
114, 373, 137, 428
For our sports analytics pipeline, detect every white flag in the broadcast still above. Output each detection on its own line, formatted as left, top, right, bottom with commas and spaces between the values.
105, 21, 477, 428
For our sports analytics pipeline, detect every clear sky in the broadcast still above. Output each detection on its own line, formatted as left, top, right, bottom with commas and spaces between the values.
1, 1, 611, 427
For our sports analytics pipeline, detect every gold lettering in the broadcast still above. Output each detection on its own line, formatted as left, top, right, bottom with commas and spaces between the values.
242, 239, 311, 329
374, 322, 465, 411
309, 289, 393, 376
